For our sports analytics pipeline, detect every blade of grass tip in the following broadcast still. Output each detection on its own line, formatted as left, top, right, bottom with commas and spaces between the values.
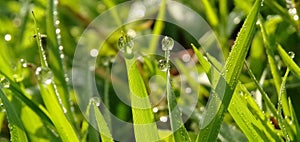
277, 44, 300, 78
162, 38, 190, 141
149, 0, 167, 53
0, 89, 28, 142
125, 59, 160, 142
201, 0, 219, 29
277, 68, 291, 141
191, 44, 211, 74
46, 0, 75, 125
91, 100, 113, 142
196, 0, 261, 141
258, 18, 282, 95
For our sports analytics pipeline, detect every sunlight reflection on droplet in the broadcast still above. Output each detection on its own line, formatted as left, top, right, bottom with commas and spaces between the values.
153, 107, 159, 113
233, 17, 241, 24
4, 34, 11, 41
159, 116, 168, 122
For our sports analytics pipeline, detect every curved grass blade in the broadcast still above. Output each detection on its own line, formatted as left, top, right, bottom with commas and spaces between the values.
0, 89, 28, 142
278, 68, 291, 141
192, 45, 281, 141
125, 59, 160, 142
196, 0, 261, 141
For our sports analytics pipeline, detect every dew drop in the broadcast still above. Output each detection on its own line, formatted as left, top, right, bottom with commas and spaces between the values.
0, 77, 10, 88
4, 34, 11, 41
153, 107, 159, 113
161, 36, 174, 51
159, 116, 168, 122
90, 97, 101, 107
35, 67, 54, 85
55, 29, 60, 34
118, 32, 135, 59
288, 51, 295, 59
158, 59, 168, 72
20, 59, 28, 68
185, 87, 192, 94
58, 45, 63, 51
261, 0, 264, 6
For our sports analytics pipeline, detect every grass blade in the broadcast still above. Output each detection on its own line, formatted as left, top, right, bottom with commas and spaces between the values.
91, 100, 113, 142
196, 0, 261, 141
277, 44, 300, 78
258, 19, 282, 95
46, 0, 75, 124
0, 89, 28, 142
125, 59, 160, 142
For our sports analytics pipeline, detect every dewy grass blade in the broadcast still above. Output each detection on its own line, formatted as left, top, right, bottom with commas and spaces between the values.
278, 68, 291, 141
0, 89, 28, 142
196, 0, 261, 141
37, 80, 79, 142
192, 45, 280, 141
91, 100, 113, 142
259, 19, 282, 95
277, 44, 300, 78
34, 10, 79, 141
119, 31, 159, 141
46, 0, 75, 124
125, 59, 160, 142
162, 37, 191, 142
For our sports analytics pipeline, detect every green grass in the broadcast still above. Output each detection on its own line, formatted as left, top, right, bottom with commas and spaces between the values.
1, 0, 300, 141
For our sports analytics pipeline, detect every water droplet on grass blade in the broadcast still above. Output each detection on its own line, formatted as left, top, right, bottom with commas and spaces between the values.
288, 51, 295, 59
90, 97, 101, 107
35, 67, 54, 85
0, 77, 10, 88
161, 36, 174, 51
118, 32, 134, 59
158, 59, 168, 71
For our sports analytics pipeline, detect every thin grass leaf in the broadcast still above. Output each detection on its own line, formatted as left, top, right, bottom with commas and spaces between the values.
34, 10, 79, 141
0, 89, 28, 142
45, 0, 75, 124
259, 18, 282, 95
289, 98, 300, 142
192, 45, 280, 141
277, 44, 300, 78
278, 68, 291, 141
37, 81, 79, 142
125, 59, 160, 141
166, 62, 191, 141
196, 0, 261, 141
91, 100, 113, 142
0, 71, 54, 128
149, 0, 166, 53
201, 0, 219, 29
